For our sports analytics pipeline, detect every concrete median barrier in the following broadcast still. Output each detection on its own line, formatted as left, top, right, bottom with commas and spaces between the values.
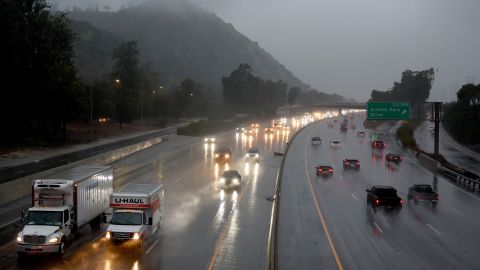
0, 135, 169, 205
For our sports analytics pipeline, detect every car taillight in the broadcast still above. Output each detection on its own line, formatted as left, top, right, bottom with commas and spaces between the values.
328, 169, 333, 172
356, 162, 360, 165
436, 195, 439, 200
400, 199, 403, 205
319, 169, 323, 172
375, 199, 380, 205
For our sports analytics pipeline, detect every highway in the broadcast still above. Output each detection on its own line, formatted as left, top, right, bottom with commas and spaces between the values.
415, 121, 480, 175
278, 113, 480, 270
0, 122, 294, 269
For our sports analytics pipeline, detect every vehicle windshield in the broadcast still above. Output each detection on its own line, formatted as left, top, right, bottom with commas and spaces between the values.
25, 211, 62, 226
375, 188, 397, 197
415, 186, 433, 193
223, 171, 238, 178
248, 149, 259, 153
110, 212, 143, 225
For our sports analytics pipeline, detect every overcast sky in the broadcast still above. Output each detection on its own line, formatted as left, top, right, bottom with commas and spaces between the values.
56, 0, 480, 101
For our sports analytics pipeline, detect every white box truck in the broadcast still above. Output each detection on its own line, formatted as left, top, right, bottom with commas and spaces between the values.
105, 183, 164, 247
16, 165, 113, 257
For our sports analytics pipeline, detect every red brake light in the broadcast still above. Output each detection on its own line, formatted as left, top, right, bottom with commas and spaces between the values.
328, 169, 333, 172
375, 199, 380, 205
400, 199, 404, 205
436, 195, 439, 200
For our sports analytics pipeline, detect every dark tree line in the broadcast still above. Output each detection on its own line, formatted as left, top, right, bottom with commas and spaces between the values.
443, 84, 480, 145
0, 0, 85, 141
222, 64, 288, 116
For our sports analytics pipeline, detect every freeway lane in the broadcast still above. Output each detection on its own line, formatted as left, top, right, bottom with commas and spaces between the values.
0, 123, 293, 270
415, 121, 480, 175
278, 113, 480, 270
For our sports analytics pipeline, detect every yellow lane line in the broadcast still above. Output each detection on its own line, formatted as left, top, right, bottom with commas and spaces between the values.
303, 126, 344, 270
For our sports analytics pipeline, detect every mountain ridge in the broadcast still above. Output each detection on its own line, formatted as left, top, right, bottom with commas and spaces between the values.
68, 0, 307, 92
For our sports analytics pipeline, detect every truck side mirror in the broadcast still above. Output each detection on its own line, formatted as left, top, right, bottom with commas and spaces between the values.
102, 215, 107, 223
21, 209, 26, 219
148, 217, 153, 225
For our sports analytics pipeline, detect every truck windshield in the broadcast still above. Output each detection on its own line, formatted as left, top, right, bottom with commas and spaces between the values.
110, 212, 143, 225
25, 211, 62, 226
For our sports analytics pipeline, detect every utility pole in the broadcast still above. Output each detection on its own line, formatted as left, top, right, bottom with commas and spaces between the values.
141, 91, 144, 129
433, 102, 441, 156
90, 85, 93, 141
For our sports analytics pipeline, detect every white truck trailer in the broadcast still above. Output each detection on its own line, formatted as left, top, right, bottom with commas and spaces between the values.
105, 183, 164, 247
16, 165, 113, 257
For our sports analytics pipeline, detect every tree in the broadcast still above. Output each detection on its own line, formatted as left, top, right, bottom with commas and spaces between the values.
457, 84, 480, 113
0, 0, 85, 141
110, 41, 141, 128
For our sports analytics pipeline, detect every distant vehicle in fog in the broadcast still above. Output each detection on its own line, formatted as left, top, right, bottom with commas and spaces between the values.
407, 184, 438, 205
218, 170, 241, 190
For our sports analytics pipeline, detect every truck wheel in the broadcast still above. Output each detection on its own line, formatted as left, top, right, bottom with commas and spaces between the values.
17, 252, 27, 259
57, 240, 66, 257
90, 216, 102, 231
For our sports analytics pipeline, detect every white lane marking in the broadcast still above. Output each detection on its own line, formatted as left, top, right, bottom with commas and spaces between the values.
373, 222, 383, 234
175, 177, 184, 184
450, 207, 465, 216
146, 238, 160, 254
426, 224, 442, 236
351, 193, 358, 200
0, 217, 20, 229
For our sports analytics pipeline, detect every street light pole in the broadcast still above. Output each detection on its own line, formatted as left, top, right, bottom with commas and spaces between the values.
141, 91, 144, 129
90, 85, 93, 141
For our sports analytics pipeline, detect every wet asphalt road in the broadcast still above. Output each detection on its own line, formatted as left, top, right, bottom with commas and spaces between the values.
0, 122, 294, 270
278, 113, 480, 270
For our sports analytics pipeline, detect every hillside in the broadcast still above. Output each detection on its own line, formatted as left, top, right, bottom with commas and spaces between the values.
68, 0, 306, 91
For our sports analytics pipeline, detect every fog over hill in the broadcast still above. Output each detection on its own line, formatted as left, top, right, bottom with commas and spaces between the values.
60, 0, 308, 97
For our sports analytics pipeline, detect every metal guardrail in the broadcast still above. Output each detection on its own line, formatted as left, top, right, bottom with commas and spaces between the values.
0, 127, 176, 184
437, 164, 480, 191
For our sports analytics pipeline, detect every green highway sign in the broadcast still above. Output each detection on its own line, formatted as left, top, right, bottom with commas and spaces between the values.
367, 102, 411, 120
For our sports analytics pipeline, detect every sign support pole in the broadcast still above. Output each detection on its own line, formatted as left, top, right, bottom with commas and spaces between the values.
434, 102, 441, 156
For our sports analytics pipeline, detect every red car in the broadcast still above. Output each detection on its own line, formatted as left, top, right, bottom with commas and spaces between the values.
316, 165, 334, 176
372, 140, 386, 149
386, 153, 402, 162
343, 159, 360, 169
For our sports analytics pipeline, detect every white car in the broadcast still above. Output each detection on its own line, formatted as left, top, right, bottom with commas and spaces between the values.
329, 140, 342, 147
204, 136, 216, 143
245, 148, 260, 161
311, 137, 322, 146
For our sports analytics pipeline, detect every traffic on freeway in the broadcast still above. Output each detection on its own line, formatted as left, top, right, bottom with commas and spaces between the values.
0, 113, 330, 270
278, 112, 480, 270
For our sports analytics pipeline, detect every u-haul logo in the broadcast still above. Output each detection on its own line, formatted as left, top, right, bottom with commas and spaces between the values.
114, 198, 145, 204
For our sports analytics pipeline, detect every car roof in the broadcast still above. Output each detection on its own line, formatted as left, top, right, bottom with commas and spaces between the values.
372, 185, 395, 189
317, 165, 332, 168
223, 170, 239, 176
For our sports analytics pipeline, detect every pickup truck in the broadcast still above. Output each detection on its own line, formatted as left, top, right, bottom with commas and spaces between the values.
366, 186, 403, 211
407, 184, 438, 205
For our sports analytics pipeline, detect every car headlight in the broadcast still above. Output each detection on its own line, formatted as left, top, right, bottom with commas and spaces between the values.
225, 154, 230, 158
106, 231, 111, 239
16, 235, 22, 243
219, 177, 225, 183
215, 154, 219, 157
133, 232, 140, 240
245, 154, 249, 157
49, 237, 60, 243
233, 178, 239, 185
204, 138, 208, 142
255, 154, 259, 157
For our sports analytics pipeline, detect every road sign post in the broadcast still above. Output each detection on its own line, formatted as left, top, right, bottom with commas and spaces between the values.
367, 102, 411, 120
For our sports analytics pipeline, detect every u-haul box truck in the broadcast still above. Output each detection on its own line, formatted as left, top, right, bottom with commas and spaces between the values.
17, 165, 113, 257
105, 183, 164, 247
